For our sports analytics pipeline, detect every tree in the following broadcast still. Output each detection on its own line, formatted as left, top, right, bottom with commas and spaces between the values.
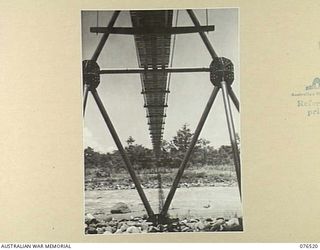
197, 138, 211, 166
126, 136, 135, 147
172, 124, 193, 153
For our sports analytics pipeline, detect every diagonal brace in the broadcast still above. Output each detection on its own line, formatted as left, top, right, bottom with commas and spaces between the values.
91, 11, 120, 62
160, 86, 220, 217
90, 88, 154, 217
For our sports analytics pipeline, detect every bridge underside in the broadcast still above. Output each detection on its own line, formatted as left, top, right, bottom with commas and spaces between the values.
130, 10, 173, 158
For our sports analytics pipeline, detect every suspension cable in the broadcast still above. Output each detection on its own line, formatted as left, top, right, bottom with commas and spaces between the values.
96, 11, 99, 36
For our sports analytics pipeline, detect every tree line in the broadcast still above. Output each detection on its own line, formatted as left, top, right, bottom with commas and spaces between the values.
84, 124, 239, 174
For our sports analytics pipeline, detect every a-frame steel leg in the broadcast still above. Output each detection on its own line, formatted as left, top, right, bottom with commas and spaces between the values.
228, 87, 240, 112
220, 81, 241, 196
90, 88, 155, 217
160, 86, 220, 217
187, 9, 218, 58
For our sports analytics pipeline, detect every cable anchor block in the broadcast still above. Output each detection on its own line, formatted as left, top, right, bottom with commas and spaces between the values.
210, 57, 234, 87
83, 60, 100, 90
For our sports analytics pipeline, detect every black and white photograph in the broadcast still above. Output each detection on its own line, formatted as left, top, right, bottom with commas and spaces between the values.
82, 9, 242, 234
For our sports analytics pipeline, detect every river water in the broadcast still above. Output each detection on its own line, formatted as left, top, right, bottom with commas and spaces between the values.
85, 186, 242, 219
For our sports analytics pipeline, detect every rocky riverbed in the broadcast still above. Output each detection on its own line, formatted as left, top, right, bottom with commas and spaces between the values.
85, 213, 243, 234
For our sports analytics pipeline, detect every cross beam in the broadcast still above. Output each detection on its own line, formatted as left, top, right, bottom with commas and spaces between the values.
90, 25, 215, 35
100, 67, 210, 74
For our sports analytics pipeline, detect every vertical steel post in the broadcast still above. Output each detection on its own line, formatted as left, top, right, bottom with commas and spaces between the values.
90, 89, 155, 217
83, 84, 89, 117
160, 86, 220, 217
228, 87, 240, 112
187, 9, 218, 58
91, 11, 120, 62
220, 81, 241, 196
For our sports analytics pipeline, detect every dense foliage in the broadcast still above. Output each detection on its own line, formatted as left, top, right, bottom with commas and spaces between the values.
84, 124, 239, 174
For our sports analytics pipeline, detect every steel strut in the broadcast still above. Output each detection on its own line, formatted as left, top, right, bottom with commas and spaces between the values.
83, 84, 89, 117
91, 11, 120, 62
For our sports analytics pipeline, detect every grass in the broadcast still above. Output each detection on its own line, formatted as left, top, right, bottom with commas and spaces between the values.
85, 164, 237, 189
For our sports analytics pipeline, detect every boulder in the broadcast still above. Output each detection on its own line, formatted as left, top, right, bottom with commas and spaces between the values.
108, 220, 118, 227
141, 222, 149, 231
126, 226, 141, 233
181, 226, 190, 232
97, 228, 104, 234
195, 222, 205, 230
110, 202, 131, 214
87, 227, 97, 234
120, 224, 129, 232
223, 218, 242, 231
85, 213, 97, 225
225, 218, 239, 228
96, 222, 107, 228
210, 218, 225, 231
104, 216, 113, 222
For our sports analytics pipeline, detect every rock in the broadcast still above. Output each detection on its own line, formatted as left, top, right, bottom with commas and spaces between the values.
223, 218, 242, 231
97, 228, 104, 234
180, 219, 188, 225
85, 213, 97, 224
108, 220, 118, 227
104, 216, 113, 222
190, 219, 199, 223
115, 229, 123, 234
126, 226, 141, 233
132, 216, 143, 221
87, 227, 97, 234
104, 226, 113, 233
110, 202, 131, 214
96, 222, 107, 228
225, 218, 239, 228
148, 226, 160, 233
186, 223, 196, 230
210, 219, 225, 231
181, 226, 190, 232
120, 224, 129, 232
195, 222, 205, 230
103, 231, 112, 234
203, 221, 212, 231
141, 222, 149, 231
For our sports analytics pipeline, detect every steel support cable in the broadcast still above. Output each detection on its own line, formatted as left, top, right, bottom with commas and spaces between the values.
156, 10, 179, 213
206, 9, 208, 34
165, 10, 179, 105
96, 11, 99, 35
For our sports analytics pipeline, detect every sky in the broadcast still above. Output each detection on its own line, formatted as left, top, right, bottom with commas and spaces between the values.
82, 9, 239, 153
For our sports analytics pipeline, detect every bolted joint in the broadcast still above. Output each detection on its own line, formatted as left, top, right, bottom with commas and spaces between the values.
83, 60, 100, 89
210, 57, 234, 87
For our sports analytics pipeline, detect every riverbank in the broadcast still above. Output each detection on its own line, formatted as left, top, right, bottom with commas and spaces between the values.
85, 165, 237, 191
